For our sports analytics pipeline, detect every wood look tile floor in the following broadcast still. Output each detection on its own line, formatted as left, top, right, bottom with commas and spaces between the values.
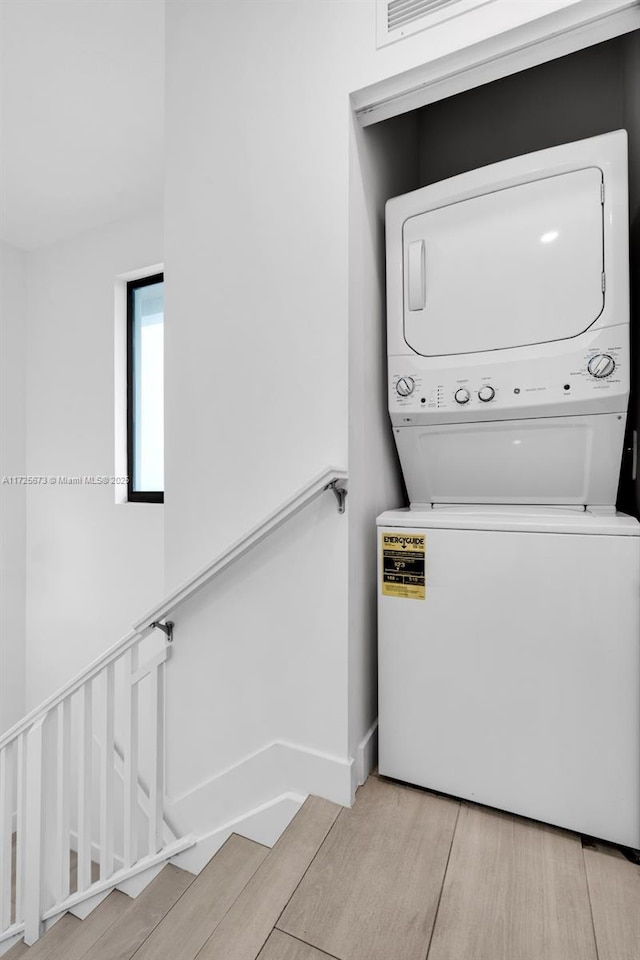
274, 777, 640, 960
6, 776, 640, 960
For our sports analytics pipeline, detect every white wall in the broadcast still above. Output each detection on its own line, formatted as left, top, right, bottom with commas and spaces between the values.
163, 1, 581, 587
164, 493, 351, 841
347, 113, 419, 762
162, 0, 582, 820
25, 211, 165, 708
0, 240, 27, 733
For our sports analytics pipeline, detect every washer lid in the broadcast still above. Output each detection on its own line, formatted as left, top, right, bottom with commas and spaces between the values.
403, 167, 604, 357
377, 506, 640, 536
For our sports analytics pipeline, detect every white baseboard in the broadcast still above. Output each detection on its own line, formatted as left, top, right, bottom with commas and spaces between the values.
0, 935, 21, 957
170, 791, 305, 874
165, 737, 354, 874
116, 862, 164, 898
70, 890, 110, 920
354, 719, 378, 791
166, 739, 353, 842
42, 837, 194, 924
60, 831, 167, 911
0, 928, 24, 956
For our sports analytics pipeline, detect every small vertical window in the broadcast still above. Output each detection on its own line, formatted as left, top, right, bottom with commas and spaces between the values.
127, 274, 164, 503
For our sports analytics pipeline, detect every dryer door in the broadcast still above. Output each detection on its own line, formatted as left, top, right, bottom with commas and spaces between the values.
403, 168, 604, 356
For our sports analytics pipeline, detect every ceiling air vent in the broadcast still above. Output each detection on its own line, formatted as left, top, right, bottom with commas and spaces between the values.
376, 0, 495, 49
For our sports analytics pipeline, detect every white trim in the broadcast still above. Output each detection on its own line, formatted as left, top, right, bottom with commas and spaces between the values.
167, 738, 353, 827
355, 0, 640, 126
0, 923, 24, 947
168, 738, 351, 807
354, 720, 378, 790
115, 263, 164, 285
69, 890, 110, 921
163, 739, 351, 871
115, 862, 165, 900
170, 792, 306, 875
40, 835, 195, 923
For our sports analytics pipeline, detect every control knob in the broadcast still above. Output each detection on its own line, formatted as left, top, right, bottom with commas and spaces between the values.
396, 377, 415, 397
454, 388, 470, 404
587, 354, 615, 379
478, 385, 495, 402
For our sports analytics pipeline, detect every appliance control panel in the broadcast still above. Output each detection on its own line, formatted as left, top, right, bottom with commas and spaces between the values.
389, 329, 628, 425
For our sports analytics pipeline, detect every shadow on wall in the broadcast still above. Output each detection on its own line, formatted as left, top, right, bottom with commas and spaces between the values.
416, 30, 640, 517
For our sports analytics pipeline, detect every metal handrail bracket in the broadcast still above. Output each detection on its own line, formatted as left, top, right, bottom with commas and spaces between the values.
0, 466, 347, 752
327, 478, 347, 514
136, 466, 348, 634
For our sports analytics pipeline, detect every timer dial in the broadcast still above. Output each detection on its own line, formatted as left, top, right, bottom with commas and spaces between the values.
454, 388, 471, 404
396, 377, 415, 397
587, 354, 615, 379
478, 385, 496, 402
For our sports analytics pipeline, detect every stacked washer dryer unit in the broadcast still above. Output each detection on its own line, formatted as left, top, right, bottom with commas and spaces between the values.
377, 131, 640, 848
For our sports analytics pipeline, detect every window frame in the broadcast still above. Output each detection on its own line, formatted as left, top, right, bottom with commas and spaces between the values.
126, 272, 164, 504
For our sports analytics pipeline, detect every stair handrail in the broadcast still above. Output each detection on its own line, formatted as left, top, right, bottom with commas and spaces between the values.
134, 465, 347, 634
0, 466, 347, 751
0, 629, 140, 752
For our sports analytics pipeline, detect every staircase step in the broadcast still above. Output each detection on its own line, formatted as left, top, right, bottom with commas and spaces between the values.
132, 835, 268, 960
83, 866, 194, 960
46, 890, 131, 960
195, 796, 341, 960
2, 939, 29, 959
9, 914, 80, 960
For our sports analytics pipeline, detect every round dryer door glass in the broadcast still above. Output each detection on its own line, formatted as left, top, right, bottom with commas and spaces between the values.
402, 168, 604, 356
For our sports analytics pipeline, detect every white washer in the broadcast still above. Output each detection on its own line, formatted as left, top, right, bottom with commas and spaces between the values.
377, 506, 640, 847
379, 131, 640, 847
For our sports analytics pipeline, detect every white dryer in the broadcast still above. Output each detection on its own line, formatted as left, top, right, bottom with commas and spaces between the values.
385, 130, 630, 508
378, 131, 640, 847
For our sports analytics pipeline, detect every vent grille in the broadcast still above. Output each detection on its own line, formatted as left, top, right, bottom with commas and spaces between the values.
387, 0, 459, 32
376, 0, 495, 49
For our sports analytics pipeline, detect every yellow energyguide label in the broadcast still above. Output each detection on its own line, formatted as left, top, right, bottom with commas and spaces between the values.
381, 532, 425, 600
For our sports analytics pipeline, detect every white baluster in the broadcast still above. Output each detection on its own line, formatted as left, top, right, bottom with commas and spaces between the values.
99, 663, 115, 879
24, 718, 45, 945
56, 699, 71, 903
0, 746, 12, 930
15, 734, 25, 925
77, 684, 93, 892
123, 646, 139, 868
148, 661, 165, 856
